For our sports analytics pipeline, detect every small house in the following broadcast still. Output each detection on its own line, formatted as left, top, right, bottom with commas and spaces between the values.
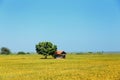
54, 50, 66, 59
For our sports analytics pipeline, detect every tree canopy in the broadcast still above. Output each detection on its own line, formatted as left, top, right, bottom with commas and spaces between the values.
0, 47, 11, 55
35, 42, 57, 59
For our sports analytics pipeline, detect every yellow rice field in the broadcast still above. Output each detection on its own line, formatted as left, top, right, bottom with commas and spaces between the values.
0, 54, 120, 80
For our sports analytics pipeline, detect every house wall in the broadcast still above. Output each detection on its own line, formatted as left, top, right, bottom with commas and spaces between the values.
54, 54, 66, 59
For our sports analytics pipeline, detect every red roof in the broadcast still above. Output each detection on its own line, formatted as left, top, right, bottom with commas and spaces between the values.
55, 50, 64, 54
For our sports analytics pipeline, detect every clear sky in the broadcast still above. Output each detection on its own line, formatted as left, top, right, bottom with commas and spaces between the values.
0, 0, 120, 52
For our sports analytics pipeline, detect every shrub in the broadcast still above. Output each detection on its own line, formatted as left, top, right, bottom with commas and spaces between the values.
17, 51, 26, 55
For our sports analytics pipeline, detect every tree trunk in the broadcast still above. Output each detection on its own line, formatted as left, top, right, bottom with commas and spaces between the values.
45, 54, 47, 59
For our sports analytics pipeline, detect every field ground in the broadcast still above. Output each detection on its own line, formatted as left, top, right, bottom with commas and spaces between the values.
0, 54, 120, 80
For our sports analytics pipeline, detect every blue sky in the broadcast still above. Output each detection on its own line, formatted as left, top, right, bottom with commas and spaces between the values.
0, 0, 120, 52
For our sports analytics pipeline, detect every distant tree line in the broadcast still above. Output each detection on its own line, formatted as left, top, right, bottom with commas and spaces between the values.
71, 51, 104, 55
17, 51, 30, 55
0, 47, 30, 55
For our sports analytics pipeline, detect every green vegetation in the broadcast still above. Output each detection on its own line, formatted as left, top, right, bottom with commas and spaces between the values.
0, 54, 120, 80
0, 47, 11, 55
17, 51, 27, 55
35, 42, 57, 59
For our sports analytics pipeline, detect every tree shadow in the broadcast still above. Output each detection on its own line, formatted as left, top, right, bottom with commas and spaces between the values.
40, 58, 54, 59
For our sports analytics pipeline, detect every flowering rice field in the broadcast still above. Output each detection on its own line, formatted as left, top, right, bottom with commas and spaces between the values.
0, 54, 120, 80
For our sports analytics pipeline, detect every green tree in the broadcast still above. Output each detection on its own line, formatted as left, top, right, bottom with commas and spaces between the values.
35, 42, 57, 59
0, 47, 11, 55
17, 51, 26, 55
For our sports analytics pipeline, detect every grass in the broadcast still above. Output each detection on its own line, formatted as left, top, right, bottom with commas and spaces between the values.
0, 54, 120, 80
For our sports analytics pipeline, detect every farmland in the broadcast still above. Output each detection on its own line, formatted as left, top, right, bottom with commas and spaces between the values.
0, 54, 120, 80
